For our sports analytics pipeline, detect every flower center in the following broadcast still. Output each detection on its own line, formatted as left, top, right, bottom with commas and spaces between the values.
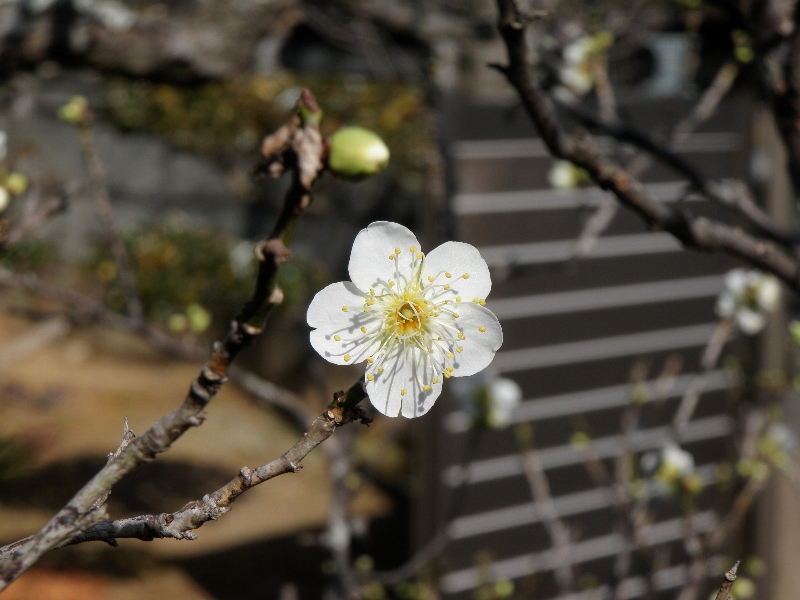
395, 300, 426, 335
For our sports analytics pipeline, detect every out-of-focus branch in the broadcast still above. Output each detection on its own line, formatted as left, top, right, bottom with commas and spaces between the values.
672, 318, 735, 438
773, 2, 800, 197
676, 411, 768, 600
0, 90, 325, 588
0, 184, 68, 250
66, 101, 143, 321
494, 0, 800, 290
0, 383, 368, 556
516, 424, 574, 594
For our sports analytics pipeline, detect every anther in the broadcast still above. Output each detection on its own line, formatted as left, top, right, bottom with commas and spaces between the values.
416, 252, 423, 259
444, 284, 450, 290
424, 385, 431, 392
389, 281, 395, 287
342, 306, 348, 312
401, 389, 407, 396
389, 254, 395, 260
427, 276, 434, 282
447, 352, 454, 359
452, 313, 459, 318
456, 296, 461, 302
479, 326, 486, 332
367, 374, 374, 381
378, 366, 384, 373
360, 326, 367, 333
458, 332, 465, 340
445, 272, 452, 278
432, 377, 439, 384
395, 247, 401, 254
410, 246, 416, 252
457, 346, 463, 353
367, 357, 374, 364
344, 354, 351, 362
463, 273, 469, 279
334, 335, 341, 341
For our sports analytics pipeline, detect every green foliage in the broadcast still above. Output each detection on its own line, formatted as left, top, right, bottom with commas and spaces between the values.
103, 73, 432, 193
87, 214, 328, 334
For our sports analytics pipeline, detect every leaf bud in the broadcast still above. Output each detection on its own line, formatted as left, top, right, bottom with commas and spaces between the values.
327, 126, 390, 181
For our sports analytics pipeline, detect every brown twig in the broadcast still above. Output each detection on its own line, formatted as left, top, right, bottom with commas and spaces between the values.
573, 60, 740, 260
0, 383, 368, 557
494, 0, 800, 289
0, 90, 326, 588
0, 184, 68, 251
713, 560, 740, 600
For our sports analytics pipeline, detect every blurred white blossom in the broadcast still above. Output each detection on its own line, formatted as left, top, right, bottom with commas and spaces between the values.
716, 269, 781, 335
558, 32, 614, 97
451, 370, 522, 429
548, 160, 580, 190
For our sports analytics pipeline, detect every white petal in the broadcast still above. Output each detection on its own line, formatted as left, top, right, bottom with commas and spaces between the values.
448, 303, 503, 377
366, 342, 443, 418
724, 269, 748, 294
307, 281, 365, 328
757, 277, 781, 312
715, 293, 736, 318
422, 241, 492, 302
307, 281, 382, 365
348, 222, 421, 292
737, 309, 765, 335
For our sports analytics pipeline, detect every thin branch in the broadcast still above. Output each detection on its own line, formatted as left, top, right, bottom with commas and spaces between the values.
0, 90, 326, 588
0, 383, 368, 557
713, 560, 740, 600
494, 0, 800, 290
516, 424, 575, 593
0, 184, 68, 250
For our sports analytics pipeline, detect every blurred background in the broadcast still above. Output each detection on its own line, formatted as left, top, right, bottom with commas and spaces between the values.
0, 0, 799, 599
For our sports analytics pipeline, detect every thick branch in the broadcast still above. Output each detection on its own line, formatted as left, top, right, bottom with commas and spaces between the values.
495, 0, 800, 291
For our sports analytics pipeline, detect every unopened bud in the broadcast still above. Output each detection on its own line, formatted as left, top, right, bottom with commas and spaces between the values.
58, 95, 89, 125
327, 126, 390, 181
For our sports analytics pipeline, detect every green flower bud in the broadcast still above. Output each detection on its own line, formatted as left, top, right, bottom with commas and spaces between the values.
327, 126, 389, 181
186, 302, 212, 333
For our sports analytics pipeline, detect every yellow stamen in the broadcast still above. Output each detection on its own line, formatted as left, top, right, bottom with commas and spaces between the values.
458, 332, 465, 340
334, 335, 341, 341
424, 385, 431, 392
416, 252, 423, 259
444, 284, 450, 290
452, 313, 459, 318
378, 366, 384, 373
401, 388, 407, 396
456, 296, 461, 302
456, 346, 463, 353
395, 247, 401, 254
389, 254, 396, 260
427, 276, 434, 282
479, 299, 486, 306
344, 354, 351, 362
389, 280, 395, 287
367, 357, 374, 364
463, 273, 469, 279
360, 326, 367, 333
444, 372, 452, 378
445, 272, 452, 278
447, 352, 454, 359
367, 374, 374, 381
342, 306, 348, 312
410, 246, 416, 252
433, 377, 439, 384
479, 326, 486, 332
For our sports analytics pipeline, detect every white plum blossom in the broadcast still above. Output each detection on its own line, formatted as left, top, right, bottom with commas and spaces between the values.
307, 221, 503, 418
716, 269, 781, 335
548, 160, 580, 190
